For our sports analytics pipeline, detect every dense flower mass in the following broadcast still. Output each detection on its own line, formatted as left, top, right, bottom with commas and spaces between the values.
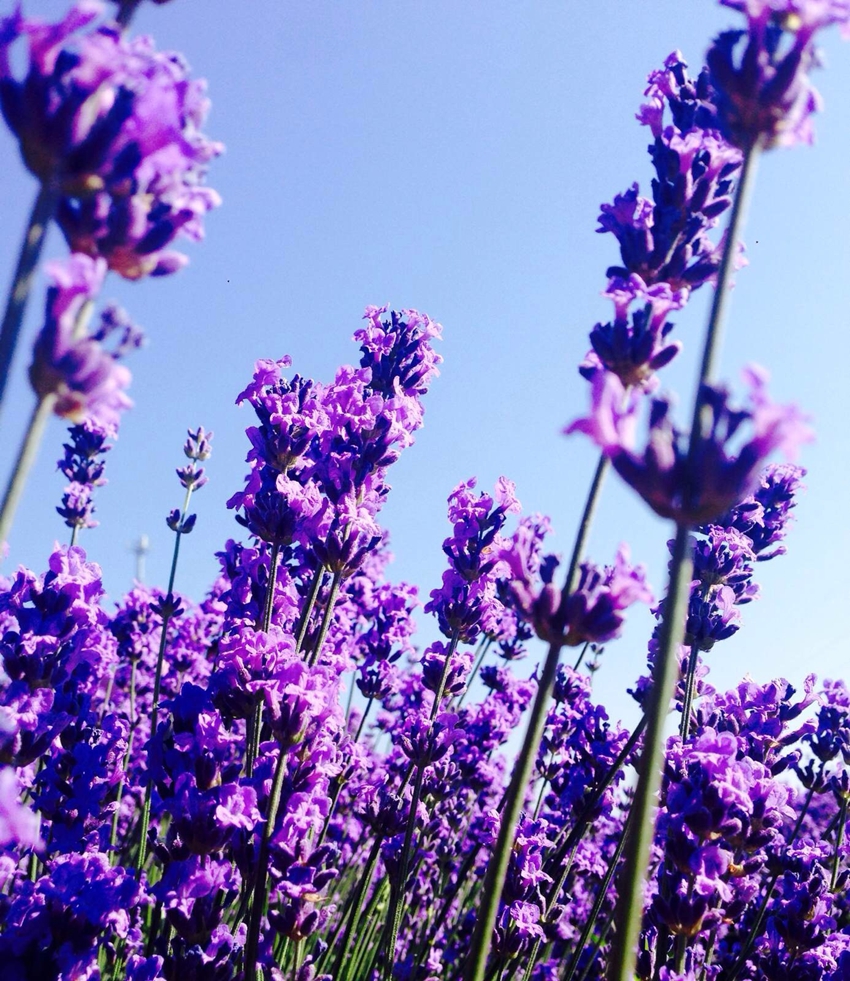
0, 0, 838, 980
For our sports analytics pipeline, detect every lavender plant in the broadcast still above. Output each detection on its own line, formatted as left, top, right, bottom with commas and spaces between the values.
0, 2, 848, 981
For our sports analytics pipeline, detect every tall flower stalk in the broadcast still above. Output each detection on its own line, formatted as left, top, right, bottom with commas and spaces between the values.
135, 427, 210, 873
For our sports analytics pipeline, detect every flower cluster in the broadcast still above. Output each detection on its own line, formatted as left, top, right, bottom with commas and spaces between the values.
0, 0, 222, 278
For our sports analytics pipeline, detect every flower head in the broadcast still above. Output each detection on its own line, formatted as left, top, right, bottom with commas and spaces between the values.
0, 2, 222, 277
567, 367, 812, 525
29, 255, 137, 431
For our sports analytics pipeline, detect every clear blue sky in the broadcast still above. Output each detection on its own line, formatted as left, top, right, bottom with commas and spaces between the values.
1, 0, 848, 727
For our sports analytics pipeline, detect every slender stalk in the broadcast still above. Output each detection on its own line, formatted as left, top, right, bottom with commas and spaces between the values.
354, 696, 375, 743
0, 394, 56, 547
382, 630, 461, 973
245, 542, 282, 778
574, 915, 614, 981
110, 659, 137, 851
606, 145, 760, 981
605, 525, 692, 981
244, 745, 288, 981
464, 452, 610, 981
136, 483, 194, 874
295, 565, 325, 655
687, 146, 759, 443
0, 186, 57, 419
307, 569, 342, 668
679, 642, 699, 741
563, 808, 634, 981
328, 836, 383, 976
830, 797, 848, 893
456, 637, 492, 708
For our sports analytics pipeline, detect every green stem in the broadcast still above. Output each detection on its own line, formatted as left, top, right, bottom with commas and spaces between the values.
456, 637, 492, 708
606, 144, 759, 981
136, 483, 193, 874
110, 659, 137, 852
831, 797, 848, 893
0, 185, 57, 419
295, 566, 325, 655
382, 629, 461, 974
245, 542, 282, 778
307, 569, 343, 668
244, 745, 288, 981
605, 525, 692, 981
563, 808, 634, 981
0, 393, 56, 547
679, 642, 700, 742
464, 452, 610, 981
327, 836, 383, 976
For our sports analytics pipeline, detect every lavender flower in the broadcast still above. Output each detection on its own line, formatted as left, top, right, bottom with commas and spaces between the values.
708, 0, 850, 150
0, 1, 223, 278
599, 51, 742, 293
567, 366, 812, 525
56, 420, 112, 533
29, 255, 137, 431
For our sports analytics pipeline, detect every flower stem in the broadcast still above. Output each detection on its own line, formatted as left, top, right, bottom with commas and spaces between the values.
307, 569, 342, 668
0, 394, 56, 548
0, 186, 57, 420
244, 744, 288, 981
679, 642, 700, 742
687, 145, 758, 445
562, 806, 634, 981
245, 542, 282, 778
295, 565, 325, 655
136, 483, 194, 874
605, 524, 693, 981
830, 797, 848, 892
464, 452, 610, 981
382, 629, 461, 974
110, 658, 137, 852
606, 145, 759, 981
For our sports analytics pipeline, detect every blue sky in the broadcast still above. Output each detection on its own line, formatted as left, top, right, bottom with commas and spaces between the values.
1, 0, 848, 727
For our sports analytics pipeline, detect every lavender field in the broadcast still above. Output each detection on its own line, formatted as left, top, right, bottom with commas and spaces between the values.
0, 2, 849, 980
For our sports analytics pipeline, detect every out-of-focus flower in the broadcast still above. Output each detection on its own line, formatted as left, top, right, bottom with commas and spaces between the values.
29, 255, 140, 431
708, 0, 850, 149
567, 366, 812, 525
0, 1, 222, 278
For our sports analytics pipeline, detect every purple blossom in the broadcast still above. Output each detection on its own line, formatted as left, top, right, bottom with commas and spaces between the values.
30, 255, 134, 431
709, 1, 850, 150
567, 366, 812, 525
0, 2, 222, 278
599, 51, 742, 293
580, 275, 686, 392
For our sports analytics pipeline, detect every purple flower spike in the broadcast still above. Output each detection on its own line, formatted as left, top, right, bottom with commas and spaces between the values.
599, 52, 742, 293
580, 275, 686, 392
567, 366, 813, 525
709, 1, 850, 150
0, 2, 222, 278
30, 255, 135, 431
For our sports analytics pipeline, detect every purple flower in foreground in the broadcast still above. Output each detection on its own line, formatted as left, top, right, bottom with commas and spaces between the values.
502, 534, 653, 647
0, 2, 222, 278
708, 0, 850, 149
30, 255, 135, 431
566, 366, 812, 525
